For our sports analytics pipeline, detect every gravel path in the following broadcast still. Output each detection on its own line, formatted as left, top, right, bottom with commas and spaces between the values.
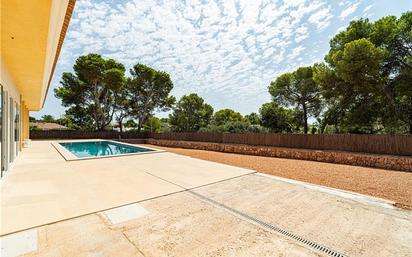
149, 145, 412, 210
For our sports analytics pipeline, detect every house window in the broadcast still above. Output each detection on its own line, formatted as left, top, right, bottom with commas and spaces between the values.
0, 84, 2, 177
15, 102, 19, 154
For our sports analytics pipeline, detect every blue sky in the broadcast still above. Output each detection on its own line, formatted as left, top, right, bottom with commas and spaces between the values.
32, 0, 412, 119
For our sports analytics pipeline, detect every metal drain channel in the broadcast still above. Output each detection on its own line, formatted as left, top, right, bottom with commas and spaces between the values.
188, 190, 348, 257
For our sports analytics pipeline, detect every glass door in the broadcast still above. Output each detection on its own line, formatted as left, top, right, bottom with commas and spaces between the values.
0, 85, 2, 177
15, 102, 20, 154
2, 91, 8, 172
9, 97, 14, 162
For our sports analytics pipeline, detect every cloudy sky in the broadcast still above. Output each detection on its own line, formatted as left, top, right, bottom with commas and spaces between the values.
33, 0, 411, 119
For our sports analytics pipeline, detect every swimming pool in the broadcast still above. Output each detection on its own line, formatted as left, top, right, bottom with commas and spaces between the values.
56, 140, 160, 160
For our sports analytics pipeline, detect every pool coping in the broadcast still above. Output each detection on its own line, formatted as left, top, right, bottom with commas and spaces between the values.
51, 139, 165, 161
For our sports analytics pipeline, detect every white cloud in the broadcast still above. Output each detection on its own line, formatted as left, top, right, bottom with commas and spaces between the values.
288, 45, 305, 59
42, 0, 393, 118
363, 4, 374, 13
308, 6, 333, 30
340, 2, 360, 19
295, 25, 309, 42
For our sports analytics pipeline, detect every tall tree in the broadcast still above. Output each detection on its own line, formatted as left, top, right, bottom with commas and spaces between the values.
314, 40, 385, 133
114, 84, 130, 133
63, 106, 94, 130
169, 93, 213, 132
55, 54, 125, 130
393, 65, 412, 133
315, 12, 412, 133
259, 102, 293, 133
212, 109, 243, 126
126, 64, 175, 132
269, 66, 321, 133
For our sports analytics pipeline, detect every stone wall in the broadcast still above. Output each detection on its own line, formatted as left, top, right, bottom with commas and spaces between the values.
143, 139, 412, 172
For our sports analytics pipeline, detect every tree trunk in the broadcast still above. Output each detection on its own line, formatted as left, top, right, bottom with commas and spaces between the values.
119, 121, 123, 133
137, 121, 142, 133
302, 104, 308, 134
320, 123, 326, 134
137, 114, 147, 133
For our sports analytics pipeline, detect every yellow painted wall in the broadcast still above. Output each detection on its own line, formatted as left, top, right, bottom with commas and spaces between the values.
1, 0, 52, 110
1, 0, 71, 110
19, 99, 29, 149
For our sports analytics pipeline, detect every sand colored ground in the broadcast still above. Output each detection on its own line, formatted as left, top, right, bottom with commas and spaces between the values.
18, 175, 412, 257
0, 141, 253, 235
2, 141, 412, 257
21, 192, 324, 257
149, 145, 412, 210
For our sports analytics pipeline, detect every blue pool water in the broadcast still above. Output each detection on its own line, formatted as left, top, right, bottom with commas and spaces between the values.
59, 141, 154, 158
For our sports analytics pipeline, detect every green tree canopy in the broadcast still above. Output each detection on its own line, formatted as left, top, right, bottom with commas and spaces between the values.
200, 121, 268, 133
55, 53, 125, 130
114, 83, 130, 133
269, 66, 321, 133
142, 116, 162, 132
315, 12, 412, 133
259, 102, 293, 133
55, 114, 80, 130
169, 93, 213, 132
212, 108, 243, 126
126, 64, 175, 132
124, 119, 137, 128
245, 112, 260, 125
41, 115, 55, 123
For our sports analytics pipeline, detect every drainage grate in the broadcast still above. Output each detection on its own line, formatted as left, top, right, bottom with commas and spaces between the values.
188, 190, 348, 257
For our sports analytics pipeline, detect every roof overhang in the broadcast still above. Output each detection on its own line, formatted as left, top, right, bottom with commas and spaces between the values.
1, 0, 75, 111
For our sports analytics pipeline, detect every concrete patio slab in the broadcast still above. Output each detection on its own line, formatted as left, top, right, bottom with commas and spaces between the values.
256, 173, 396, 209
0, 141, 253, 235
20, 215, 144, 257
0, 229, 38, 257
120, 151, 255, 188
2, 140, 411, 256
193, 173, 412, 257
103, 203, 148, 224
19, 192, 323, 257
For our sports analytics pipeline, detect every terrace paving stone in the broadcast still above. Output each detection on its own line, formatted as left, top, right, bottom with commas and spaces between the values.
193, 173, 412, 257
2, 140, 411, 256
0, 141, 252, 235
21, 193, 323, 257
21, 215, 144, 257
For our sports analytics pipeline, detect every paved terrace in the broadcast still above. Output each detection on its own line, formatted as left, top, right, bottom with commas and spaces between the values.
1, 141, 411, 256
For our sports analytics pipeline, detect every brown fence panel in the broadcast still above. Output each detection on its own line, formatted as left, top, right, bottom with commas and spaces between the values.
151, 132, 412, 156
30, 130, 148, 140
149, 132, 224, 143
30, 130, 412, 156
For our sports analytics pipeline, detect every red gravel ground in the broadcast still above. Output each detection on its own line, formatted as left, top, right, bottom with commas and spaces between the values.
150, 145, 412, 210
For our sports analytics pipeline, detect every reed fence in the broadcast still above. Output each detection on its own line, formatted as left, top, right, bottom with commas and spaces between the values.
30, 130, 412, 156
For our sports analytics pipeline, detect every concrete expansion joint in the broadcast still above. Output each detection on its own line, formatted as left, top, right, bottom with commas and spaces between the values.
186, 190, 348, 257
95, 213, 116, 230
141, 170, 349, 256
121, 231, 147, 257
